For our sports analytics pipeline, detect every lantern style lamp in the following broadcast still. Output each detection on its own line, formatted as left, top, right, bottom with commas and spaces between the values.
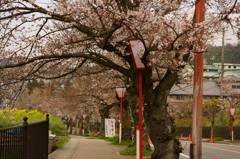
127, 39, 146, 159
115, 86, 126, 143
229, 107, 236, 142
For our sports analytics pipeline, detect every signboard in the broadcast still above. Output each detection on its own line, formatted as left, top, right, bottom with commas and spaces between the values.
127, 39, 146, 70
105, 118, 115, 137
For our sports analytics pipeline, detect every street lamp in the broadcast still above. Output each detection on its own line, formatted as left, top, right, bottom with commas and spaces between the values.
115, 86, 126, 143
128, 39, 146, 159
229, 107, 236, 142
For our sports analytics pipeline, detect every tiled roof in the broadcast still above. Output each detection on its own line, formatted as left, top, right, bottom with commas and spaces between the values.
169, 80, 223, 96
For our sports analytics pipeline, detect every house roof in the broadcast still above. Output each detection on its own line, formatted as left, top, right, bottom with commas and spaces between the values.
169, 80, 223, 96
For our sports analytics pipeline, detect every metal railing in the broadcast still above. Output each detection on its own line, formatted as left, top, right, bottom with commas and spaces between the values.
0, 114, 49, 159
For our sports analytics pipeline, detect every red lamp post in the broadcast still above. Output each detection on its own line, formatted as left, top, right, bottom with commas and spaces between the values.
229, 107, 236, 142
115, 86, 126, 143
128, 39, 146, 159
82, 114, 87, 134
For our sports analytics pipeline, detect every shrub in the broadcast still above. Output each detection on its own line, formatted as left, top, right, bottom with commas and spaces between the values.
49, 117, 67, 135
0, 109, 67, 135
214, 137, 224, 141
83, 133, 90, 137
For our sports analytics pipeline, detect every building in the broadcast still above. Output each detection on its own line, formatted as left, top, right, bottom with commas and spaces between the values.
187, 63, 240, 81
168, 80, 225, 103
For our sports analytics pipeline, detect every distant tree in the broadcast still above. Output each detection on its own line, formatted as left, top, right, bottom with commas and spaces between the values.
203, 99, 221, 137
205, 43, 240, 64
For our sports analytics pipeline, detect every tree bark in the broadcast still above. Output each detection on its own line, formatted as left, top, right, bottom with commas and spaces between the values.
99, 106, 110, 136
122, 100, 132, 141
143, 70, 183, 159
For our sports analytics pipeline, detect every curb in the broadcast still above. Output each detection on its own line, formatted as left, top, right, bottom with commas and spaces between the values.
66, 138, 80, 159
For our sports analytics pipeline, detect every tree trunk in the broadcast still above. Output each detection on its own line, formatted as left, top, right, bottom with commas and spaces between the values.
211, 116, 214, 136
144, 91, 182, 159
69, 119, 73, 134
143, 70, 182, 159
122, 100, 132, 141
128, 90, 139, 146
99, 106, 110, 136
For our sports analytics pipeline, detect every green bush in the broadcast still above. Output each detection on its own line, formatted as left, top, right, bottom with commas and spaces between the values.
83, 133, 90, 137
0, 109, 67, 135
49, 117, 67, 135
214, 137, 224, 141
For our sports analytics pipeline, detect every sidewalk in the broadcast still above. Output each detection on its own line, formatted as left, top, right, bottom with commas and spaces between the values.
49, 135, 135, 159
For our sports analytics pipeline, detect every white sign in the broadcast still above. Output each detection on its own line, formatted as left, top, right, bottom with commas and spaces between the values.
105, 118, 115, 137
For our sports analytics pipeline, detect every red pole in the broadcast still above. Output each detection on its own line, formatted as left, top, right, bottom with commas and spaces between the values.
191, 0, 205, 158
139, 71, 143, 159
120, 98, 123, 125
119, 98, 123, 143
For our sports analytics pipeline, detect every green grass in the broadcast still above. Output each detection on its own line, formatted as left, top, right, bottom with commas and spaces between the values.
96, 135, 108, 139
55, 137, 69, 148
105, 135, 133, 145
233, 139, 240, 142
111, 140, 133, 145
49, 117, 68, 135
119, 146, 153, 156
105, 135, 119, 142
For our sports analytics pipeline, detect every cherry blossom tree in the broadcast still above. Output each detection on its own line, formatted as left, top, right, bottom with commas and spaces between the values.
0, 0, 239, 158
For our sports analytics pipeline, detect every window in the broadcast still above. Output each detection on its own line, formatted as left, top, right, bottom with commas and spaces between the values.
232, 85, 240, 89
176, 95, 184, 100
228, 66, 231, 68
234, 66, 236, 69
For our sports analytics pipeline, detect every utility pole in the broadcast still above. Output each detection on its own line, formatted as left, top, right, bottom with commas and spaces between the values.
190, 0, 205, 158
219, 28, 225, 126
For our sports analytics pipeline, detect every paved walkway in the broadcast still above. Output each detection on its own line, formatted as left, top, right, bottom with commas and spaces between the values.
49, 135, 135, 159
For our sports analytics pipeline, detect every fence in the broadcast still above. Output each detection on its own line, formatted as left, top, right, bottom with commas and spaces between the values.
0, 114, 49, 159
177, 126, 240, 140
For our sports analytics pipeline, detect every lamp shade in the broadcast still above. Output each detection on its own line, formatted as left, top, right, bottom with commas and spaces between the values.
127, 39, 146, 70
229, 107, 236, 116
82, 114, 87, 119
115, 86, 126, 99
